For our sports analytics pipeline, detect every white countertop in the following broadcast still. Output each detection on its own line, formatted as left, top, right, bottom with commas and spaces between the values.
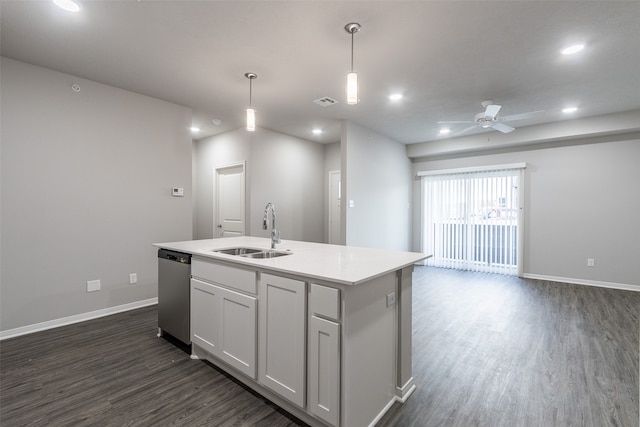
153, 237, 430, 286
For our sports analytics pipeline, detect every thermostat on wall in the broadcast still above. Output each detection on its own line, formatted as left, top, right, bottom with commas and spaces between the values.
172, 187, 184, 197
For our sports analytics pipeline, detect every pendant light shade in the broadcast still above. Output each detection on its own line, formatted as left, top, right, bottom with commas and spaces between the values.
345, 23, 361, 105
346, 72, 358, 105
245, 73, 257, 131
246, 108, 256, 132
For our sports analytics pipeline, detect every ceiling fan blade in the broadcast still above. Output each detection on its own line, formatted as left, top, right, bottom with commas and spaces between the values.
491, 122, 515, 133
500, 110, 545, 122
452, 125, 478, 136
437, 120, 475, 124
484, 104, 501, 120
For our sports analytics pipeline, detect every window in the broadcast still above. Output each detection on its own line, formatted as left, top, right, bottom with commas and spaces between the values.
420, 165, 525, 275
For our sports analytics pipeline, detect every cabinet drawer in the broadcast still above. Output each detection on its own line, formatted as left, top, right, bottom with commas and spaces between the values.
192, 259, 257, 294
309, 283, 340, 321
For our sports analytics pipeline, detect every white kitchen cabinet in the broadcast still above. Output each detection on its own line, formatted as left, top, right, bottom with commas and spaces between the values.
191, 278, 220, 355
308, 315, 340, 426
308, 283, 341, 426
216, 283, 257, 378
259, 273, 306, 408
191, 277, 257, 379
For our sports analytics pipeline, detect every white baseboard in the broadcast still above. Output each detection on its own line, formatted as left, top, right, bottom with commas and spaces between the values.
522, 274, 639, 292
0, 298, 158, 341
395, 377, 417, 403
369, 396, 397, 427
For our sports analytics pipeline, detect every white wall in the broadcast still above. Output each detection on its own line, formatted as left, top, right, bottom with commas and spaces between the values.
412, 136, 640, 289
0, 58, 193, 332
193, 127, 325, 243
342, 121, 412, 251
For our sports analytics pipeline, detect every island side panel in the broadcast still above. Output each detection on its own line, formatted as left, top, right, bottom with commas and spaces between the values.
396, 265, 416, 400
341, 272, 397, 427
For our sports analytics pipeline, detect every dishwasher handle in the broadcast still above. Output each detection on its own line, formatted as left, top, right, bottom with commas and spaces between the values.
158, 249, 191, 264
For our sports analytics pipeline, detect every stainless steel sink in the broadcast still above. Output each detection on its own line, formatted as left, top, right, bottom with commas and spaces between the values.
214, 247, 262, 256
240, 250, 291, 259
213, 247, 292, 259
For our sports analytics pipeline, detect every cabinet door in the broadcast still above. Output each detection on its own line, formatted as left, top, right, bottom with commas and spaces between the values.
191, 278, 220, 355
308, 316, 340, 427
218, 287, 257, 379
259, 273, 306, 408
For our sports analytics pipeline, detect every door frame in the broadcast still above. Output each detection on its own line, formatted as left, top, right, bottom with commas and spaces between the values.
328, 170, 341, 244
214, 161, 246, 237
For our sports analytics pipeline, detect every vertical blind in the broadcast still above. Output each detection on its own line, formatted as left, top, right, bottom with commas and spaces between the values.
421, 167, 523, 275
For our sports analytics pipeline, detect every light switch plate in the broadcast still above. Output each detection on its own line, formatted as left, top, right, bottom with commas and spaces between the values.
87, 280, 101, 292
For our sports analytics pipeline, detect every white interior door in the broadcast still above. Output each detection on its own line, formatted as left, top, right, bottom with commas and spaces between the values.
215, 163, 245, 237
328, 170, 341, 244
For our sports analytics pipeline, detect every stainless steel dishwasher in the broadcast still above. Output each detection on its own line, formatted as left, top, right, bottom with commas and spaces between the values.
157, 249, 191, 345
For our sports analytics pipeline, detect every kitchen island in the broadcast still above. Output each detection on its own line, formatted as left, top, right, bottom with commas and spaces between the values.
154, 237, 429, 427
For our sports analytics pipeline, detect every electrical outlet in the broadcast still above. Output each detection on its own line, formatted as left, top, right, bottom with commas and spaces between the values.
386, 292, 396, 307
87, 280, 101, 292
587, 258, 595, 267
129, 273, 137, 284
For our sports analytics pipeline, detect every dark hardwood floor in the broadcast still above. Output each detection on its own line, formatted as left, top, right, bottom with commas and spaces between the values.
378, 268, 639, 427
1, 267, 638, 426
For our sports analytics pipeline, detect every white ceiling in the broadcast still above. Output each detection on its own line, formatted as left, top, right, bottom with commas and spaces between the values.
2, 1, 640, 145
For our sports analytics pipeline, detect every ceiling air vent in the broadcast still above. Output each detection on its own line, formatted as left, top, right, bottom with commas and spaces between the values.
313, 97, 338, 107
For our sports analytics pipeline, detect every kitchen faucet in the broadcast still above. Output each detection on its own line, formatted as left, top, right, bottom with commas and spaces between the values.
263, 202, 280, 249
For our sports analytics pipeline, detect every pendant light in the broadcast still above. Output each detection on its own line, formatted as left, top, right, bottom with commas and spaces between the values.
245, 72, 257, 131
345, 23, 361, 105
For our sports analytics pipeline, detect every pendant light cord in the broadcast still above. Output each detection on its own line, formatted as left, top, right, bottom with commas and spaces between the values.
245, 72, 257, 107
350, 32, 354, 72
345, 23, 360, 72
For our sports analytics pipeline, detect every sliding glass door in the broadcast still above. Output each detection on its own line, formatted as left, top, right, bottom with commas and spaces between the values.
421, 167, 523, 275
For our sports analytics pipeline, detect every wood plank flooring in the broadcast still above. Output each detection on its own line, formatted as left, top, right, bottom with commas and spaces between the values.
1, 267, 638, 426
378, 268, 639, 427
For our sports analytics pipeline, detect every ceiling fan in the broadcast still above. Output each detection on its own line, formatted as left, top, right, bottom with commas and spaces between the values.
438, 100, 544, 136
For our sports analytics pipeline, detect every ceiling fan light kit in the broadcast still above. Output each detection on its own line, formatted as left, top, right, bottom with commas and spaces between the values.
438, 100, 543, 136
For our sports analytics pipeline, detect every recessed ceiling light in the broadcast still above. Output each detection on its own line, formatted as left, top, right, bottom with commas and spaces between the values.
439, 128, 451, 135
561, 44, 585, 55
562, 107, 578, 113
190, 127, 200, 133
312, 129, 322, 135
389, 93, 403, 101
53, 0, 80, 12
